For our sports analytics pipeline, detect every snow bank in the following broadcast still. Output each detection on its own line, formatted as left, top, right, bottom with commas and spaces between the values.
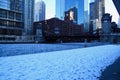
0, 45, 120, 80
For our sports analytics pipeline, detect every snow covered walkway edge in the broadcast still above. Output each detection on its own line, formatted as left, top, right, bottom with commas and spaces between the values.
0, 45, 120, 80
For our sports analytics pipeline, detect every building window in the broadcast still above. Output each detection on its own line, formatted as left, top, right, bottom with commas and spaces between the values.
8, 12, 14, 19
0, 20, 7, 26
54, 27, 60, 35
0, 9, 7, 18
16, 13, 22, 21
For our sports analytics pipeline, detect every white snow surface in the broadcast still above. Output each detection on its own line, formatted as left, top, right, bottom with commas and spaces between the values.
0, 45, 120, 80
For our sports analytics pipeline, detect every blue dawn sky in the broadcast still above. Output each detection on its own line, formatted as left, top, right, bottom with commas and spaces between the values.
35, 0, 119, 23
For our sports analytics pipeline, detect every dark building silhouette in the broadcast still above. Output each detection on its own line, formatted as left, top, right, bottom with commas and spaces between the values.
111, 22, 120, 33
34, 18, 84, 42
101, 13, 112, 34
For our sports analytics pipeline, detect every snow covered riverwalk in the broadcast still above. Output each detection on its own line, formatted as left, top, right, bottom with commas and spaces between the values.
0, 45, 120, 80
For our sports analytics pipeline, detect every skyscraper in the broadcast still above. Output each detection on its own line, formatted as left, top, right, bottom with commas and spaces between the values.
56, 0, 65, 20
34, 1, 46, 22
90, 2, 95, 20
84, 0, 90, 32
89, 2, 97, 32
23, 0, 34, 35
93, 0, 105, 20
65, 0, 84, 24
84, 10, 89, 32
56, 0, 84, 24
90, 0, 105, 30
64, 7, 78, 24
0, 0, 24, 38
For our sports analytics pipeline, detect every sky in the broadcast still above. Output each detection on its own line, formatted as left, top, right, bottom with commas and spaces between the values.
105, 0, 119, 23
35, 0, 119, 23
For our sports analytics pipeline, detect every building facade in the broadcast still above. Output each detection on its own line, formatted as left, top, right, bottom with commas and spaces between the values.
56, 0, 65, 20
84, 10, 89, 32
56, 0, 84, 24
93, 0, 105, 29
89, 0, 105, 34
101, 13, 112, 34
34, 1, 46, 22
65, 0, 84, 24
39, 18, 84, 42
64, 7, 78, 24
90, 2, 94, 20
23, 0, 34, 36
0, 0, 24, 40
93, 0, 105, 20
84, 0, 90, 32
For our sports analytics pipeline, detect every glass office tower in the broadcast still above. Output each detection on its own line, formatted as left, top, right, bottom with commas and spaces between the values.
0, 0, 23, 37
56, 0, 84, 24
0, 0, 10, 9
23, 0, 34, 35
84, 0, 90, 32
0, 0, 34, 41
65, 0, 84, 24
34, 1, 46, 22
56, 0, 65, 20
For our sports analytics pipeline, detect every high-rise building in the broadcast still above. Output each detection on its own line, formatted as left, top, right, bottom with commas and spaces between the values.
90, 2, 95, 20
90, 0, 105, 30
84, 10, 89, 32
34, 1, 46, 22
64, 7, 78, 24
65, 0, 84, 24
89, 2, 97, 33
23, 0, 34, 35
93, 0, 105, 20
84, 0, 90, 32
56, 0, 84, 24
0, 0, 24, 38
56, 0, 65, 20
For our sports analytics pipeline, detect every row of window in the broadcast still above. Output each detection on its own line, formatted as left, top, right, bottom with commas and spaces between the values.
0, 0, 22, 12
0, 0, 10, 9
0, 28, 22, 36
10, 0, 22, 12
0, 9, 22, 21
0, 20, 23, 28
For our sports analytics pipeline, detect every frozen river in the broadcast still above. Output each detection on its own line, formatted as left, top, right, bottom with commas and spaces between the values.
0, 45, 120, 80
0, 43, 104, 57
